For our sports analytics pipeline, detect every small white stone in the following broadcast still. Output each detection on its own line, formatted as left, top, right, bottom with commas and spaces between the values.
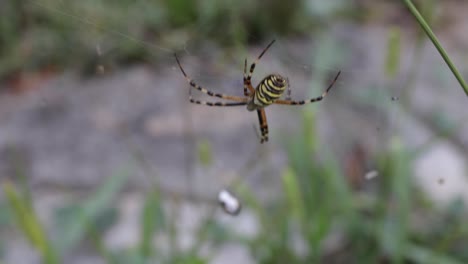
218, 189, 241, 216
365, 170, 379, 180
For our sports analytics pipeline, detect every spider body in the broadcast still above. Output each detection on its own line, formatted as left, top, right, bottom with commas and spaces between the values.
247, 74, 288, 111
174, 39, 340, 143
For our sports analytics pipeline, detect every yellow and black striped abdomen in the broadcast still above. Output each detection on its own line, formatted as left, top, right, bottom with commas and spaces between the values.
250, 74, 288, 110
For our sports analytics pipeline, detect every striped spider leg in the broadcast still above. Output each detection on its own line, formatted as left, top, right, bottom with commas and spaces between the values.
243, 59, 254, 96
244, 58, 268, 143
174, 54, 249, 107
272, 71, 341, 106
174, 40, 340, 144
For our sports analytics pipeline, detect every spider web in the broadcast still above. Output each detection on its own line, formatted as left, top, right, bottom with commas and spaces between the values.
4, 3, 468, 264
9, 0, 461, 204
9, 1, 395, 192
4, 4, 468, 264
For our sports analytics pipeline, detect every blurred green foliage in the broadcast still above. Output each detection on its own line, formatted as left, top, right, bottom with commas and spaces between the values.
3, 181, 59, 264
385, 27, 401, 79
0, 0, 349, 79
140, 188, 165, 259
4, 113, 468, 263
197, 139, 213, 167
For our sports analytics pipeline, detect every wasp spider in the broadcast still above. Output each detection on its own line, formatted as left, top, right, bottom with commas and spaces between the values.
174, 40, 341, 143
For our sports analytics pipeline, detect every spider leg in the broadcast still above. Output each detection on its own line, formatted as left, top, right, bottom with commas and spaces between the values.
273, 71, 341, 105
188, 88, 248, 107
243, 59, 255, 96
257, 108, 269, 143
246, 40, 276, 86
189, 100, 248, 107
174, 53, 248, 102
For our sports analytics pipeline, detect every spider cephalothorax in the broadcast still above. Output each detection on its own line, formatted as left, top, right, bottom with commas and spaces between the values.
174, 39, 340, 143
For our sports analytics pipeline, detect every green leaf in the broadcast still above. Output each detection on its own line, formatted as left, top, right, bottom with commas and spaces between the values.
377, 138, 411, 260
171, 254, 206, 264
281, 167, 305, 222
139, 189, 165, 258
57, 167, 130, 252
164, 0, 197, 26
302, 110, 317, 153
385, 27, 400, 79
197, 139, 213, 167
3, 181, 59, 264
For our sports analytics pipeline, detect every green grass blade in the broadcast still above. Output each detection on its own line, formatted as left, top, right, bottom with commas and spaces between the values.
302, 110, 318, 154
402, 0, 468, 96
139, 189, 165, 259
385, 27, 401, 79
3, 181, 59, 264
377, 138, 411, 261
197, 139, 213, 167
281, 167, 305, 223
58, 167, 130, 252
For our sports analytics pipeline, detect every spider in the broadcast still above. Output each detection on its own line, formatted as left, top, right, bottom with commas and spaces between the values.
174, 39, 341, 143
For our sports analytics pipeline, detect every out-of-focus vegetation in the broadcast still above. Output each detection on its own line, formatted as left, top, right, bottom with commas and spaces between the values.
5, 0, 465, 95
2, 0, 468, 263
2, 0, 351, 79
3, 111, 468, 263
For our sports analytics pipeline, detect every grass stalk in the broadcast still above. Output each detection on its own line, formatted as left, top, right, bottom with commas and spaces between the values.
402, 0, 468, 96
